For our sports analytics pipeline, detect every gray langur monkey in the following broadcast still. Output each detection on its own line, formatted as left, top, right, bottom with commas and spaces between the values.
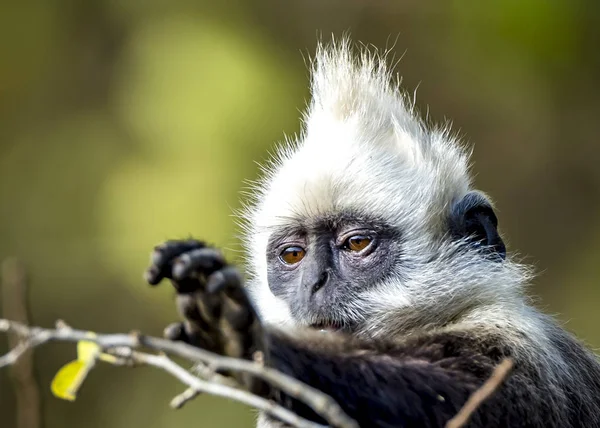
144, 38, 600, 428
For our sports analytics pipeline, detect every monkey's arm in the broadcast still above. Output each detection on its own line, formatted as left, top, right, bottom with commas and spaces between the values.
262, 329, 526, 428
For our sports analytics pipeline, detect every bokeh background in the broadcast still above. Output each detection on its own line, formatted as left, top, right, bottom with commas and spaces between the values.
1, 1, 599, 427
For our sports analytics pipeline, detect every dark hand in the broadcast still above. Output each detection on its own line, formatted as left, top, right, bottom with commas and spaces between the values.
144, 239, 264, 362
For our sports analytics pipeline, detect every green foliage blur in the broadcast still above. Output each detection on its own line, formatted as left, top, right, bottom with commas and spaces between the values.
1, 1, 599, 427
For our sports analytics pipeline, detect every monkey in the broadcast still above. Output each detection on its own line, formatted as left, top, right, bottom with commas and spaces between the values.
144, 38, 600, 427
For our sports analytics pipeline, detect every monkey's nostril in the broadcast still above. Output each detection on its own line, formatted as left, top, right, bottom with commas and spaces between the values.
311, 270, 329, 295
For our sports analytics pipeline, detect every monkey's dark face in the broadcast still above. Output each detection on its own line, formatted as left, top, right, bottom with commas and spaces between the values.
260, 192, 507, 333
265, 214, 403, 331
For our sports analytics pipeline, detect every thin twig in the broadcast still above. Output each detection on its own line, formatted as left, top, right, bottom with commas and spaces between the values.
171, 362, 240, 409
1, 259, 42, 428
445, 358, 514, 428
0, 319, 358, 428
170, 387, 200, 409
108, 348, 324, 428
192, 361, 242, 388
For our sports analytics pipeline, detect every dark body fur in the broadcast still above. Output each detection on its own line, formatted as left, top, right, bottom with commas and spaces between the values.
264, 327, 600, 428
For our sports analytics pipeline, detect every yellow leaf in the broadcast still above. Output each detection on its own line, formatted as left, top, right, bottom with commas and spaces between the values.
51, 332, 100, 401
50, 359, 95, 401
77, 337, 100, 363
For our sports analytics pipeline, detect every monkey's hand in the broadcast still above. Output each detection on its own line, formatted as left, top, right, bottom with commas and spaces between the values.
144, 239, 265, 367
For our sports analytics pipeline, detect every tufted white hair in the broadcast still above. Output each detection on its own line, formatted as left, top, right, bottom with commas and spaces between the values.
237, 37, 537, 340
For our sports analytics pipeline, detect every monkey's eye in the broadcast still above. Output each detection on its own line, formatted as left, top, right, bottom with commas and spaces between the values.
279, 246, 306, 265
343, 235, 372, 252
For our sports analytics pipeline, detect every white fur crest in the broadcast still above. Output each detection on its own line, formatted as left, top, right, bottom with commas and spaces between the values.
252, 38, 472, 231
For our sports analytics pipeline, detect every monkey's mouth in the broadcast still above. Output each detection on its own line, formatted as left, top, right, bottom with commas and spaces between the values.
309, 320, 347, 333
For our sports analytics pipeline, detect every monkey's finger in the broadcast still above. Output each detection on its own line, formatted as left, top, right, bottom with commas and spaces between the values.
172, 248, 226, 281
206, 266, 245, 300
145, 239, 206, 285
222, 296, 256, 333
176, 292, 223, 334
207, 267, 258, 334
196, 289, 222, 323
219, 299, 262, 360
207, 266, 257, 332
182, 317, 221, 351
164, 322, 188, 341
164, 319, 220, 351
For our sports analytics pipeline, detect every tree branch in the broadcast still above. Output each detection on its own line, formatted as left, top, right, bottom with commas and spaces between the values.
0, 317, 516, 428
0, 318, 357, 428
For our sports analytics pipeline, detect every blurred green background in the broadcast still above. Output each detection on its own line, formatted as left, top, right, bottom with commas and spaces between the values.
1, 1, 600, 427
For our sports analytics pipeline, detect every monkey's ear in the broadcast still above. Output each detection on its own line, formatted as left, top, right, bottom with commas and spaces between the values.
449, 191, 506, 260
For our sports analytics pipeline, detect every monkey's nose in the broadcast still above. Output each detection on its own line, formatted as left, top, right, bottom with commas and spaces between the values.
311, 270, 329, 295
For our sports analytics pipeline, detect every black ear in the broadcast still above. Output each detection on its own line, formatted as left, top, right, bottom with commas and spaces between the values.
448, 191, 506, 260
